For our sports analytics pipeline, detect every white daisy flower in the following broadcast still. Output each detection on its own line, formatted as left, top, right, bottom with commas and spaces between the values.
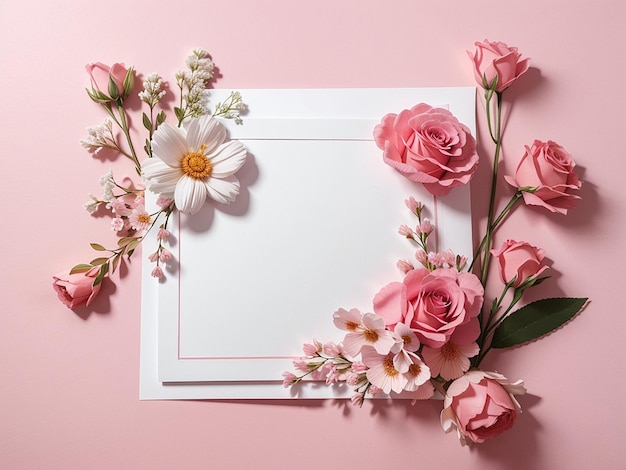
141, 115, 247, 214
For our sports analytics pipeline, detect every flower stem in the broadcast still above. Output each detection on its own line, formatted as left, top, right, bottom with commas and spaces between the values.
469, 191, 522, 272
479, 91, 503, 287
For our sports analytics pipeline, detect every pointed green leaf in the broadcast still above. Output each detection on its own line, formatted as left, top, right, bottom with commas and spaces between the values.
90, 243, 107, 251
156, 110, 167, 125
111, 252, 121, 273
491, 297, 587, 349
142, 112, 152, 131
70, 264, 93, 274
123, 67, 135, 97
117, 237, 136, 247
93, 262, 109, 286
89, 257, 109, 266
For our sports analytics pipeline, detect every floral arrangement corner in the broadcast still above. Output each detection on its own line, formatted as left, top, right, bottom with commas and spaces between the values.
282, 39, 587, 446
52, 48, 247, 309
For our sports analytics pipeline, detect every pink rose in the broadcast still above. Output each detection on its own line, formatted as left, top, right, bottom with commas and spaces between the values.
374, 104, 479, 196
85, 62, 130, 101
504, 140, 582, 214
373, 268, 484, 348
52, 268, 102, 309
491, 239, 548, 288
468, 40, 530, 92
441, 370, 526, 445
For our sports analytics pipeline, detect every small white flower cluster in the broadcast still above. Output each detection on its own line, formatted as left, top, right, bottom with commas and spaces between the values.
213, 91, 246, 125
138, 73, 166, 107
175, 48, 214, 118
80, 119, 115, 154
82, 169, 116, 213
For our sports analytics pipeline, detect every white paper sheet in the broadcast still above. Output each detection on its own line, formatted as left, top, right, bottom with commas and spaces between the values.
140, 88, 475, 399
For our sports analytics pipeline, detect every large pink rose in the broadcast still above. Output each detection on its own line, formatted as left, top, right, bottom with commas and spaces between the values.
85, 62, 130, 101
504, 140, 582, 214
373, 104, 479, 196
491, 239, 548, 288
373, 268, 483, 348
441, 370, 526, 445
468, 40, 530, 92
52, 269, 102, 309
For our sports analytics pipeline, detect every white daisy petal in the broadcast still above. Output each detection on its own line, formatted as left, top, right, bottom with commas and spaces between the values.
143, 116, 246, 213
205, 175, 240, 204
187, 115, 226, 153
209, 141, 247, 177
175, 176, 208, 214
142, 158, 181, 194
152, 123, 189, 167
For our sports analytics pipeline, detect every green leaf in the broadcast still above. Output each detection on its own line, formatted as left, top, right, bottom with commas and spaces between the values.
90, 243, 107, 251
70, 264, 93, 274
89, 257, 109, 266
142, 112, 152, 131
123, 67, 135, 98
111, 252, 121, 273
491, 297, 587, 349
117, 237, 136, 247
156, 110, 167, 125
93, 262, 109, 286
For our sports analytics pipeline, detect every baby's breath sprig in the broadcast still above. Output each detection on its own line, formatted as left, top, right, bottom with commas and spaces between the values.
139, 73, 167, 157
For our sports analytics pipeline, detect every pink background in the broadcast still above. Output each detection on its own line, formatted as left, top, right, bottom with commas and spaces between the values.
1, 0, 624, 468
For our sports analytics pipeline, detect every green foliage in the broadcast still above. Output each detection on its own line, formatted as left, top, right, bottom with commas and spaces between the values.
491, 297, 588, 349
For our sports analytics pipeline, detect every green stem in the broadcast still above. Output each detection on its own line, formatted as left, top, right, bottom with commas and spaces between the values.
473, 289, 524, 367
468, 192, 522, 272
116, 104, 141, 175
479, 91, 503, 287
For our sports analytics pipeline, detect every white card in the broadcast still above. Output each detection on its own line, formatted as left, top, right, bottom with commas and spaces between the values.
140, 88, 475, 399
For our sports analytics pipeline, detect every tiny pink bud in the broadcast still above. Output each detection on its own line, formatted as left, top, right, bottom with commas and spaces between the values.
418, 219, 433, 234
159, 249, 173, 262
151, 266, 164, 278
404, 196, 423, 214
157, 228, 170, 240
398, 224, 414, 238
148, 251, 159, 262
396, 259, 415, 274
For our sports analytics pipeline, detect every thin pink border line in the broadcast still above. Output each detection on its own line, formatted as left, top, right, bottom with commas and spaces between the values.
175, 212, 297, 361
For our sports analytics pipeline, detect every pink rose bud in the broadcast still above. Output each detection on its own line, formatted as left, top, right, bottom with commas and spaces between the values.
468, 40, 530, 92
52, 268, 102, 309
491, 239, 548, 288
85, 62, 132, 102
441, 371, 526, 445
505, 140, 582, 214
374, 104, 479, 196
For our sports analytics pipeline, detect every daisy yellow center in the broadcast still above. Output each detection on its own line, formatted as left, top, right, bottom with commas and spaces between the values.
364, 328, 379, 343
345, 321, 360, 332
383, 355, 399, 377
181, 145, 212, 180
440, 341, 459, 360
138, 213, 151, 224
402, 335, 412, 346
